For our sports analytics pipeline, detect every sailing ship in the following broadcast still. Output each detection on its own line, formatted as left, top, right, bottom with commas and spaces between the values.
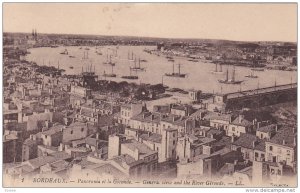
131, 58, 146, 71
165, 63, 187, 78
121, 67, 138, 79
85, 47, 90, 50
103, 65, 117, 78
245, 69, 258, 78
60, 49, 68, 55
218, 67, 243, 84
211, 63, 224, 74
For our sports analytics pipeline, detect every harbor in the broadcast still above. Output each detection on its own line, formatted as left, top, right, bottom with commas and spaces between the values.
26, 45, 296, 94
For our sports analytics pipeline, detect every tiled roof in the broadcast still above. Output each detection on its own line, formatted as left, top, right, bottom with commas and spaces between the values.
268, 128, 296, 148
139, 133, 162, 143
41, 124, 64, 136
27, 156, 56, 169
112, 154, 144, 167
122, 139, 156, 158
131, 112, 161, 123
257, 124, 276, 133
161, 114, 188, 127
254, 140, 266, 152
231, 117, 252, 127
93, 163, 126, 177
232, 133, 259, 149
204, 112, 231, 122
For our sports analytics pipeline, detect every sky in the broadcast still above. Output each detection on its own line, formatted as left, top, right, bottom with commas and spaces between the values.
3, 3, 297, 42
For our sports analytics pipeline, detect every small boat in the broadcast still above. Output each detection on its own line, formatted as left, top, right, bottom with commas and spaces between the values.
103, 65, 116, 78
121, 67, 138, 79
251, 68, 265, 71
85, 47, 90, 50
69, 66, 74, 69
60, 49, 68, 55
69, 55, 75, 58
165, 63, 187, 78
121, 75, 138, 79
79, 47, 82, 49
245, 70, 258, 78
51, 45, 59, 48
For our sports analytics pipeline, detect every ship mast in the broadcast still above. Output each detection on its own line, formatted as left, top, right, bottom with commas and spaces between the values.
232, 67, 235, 82
178, 63, 181, 75
138, 57, 141, 68
172, 62, 175, 74
225, 68, 229, 81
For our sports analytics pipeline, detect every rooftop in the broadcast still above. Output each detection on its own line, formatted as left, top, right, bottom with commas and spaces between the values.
268, 128, 296, 148
232, 133, 260, 150
122, 139, 156, 159
257, 124, 277, 133
139, 133, 162, 143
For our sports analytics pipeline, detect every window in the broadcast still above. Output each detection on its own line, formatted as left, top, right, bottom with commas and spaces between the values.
173, 133, 176, 137
45, 135, 47, 139
269, 146, 273, 151
232, 127, 235, 132
278, 170, 281, 175
255, 152, 258, 157
81, 128, 84, 132
173, 140, 176, 145
71, 130, 73, 134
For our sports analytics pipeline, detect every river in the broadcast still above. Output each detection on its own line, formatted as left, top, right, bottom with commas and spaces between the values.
26, 45, 297, 94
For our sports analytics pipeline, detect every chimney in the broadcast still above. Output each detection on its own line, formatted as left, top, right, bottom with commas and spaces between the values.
294, 136, 296, 146
142, 113, 146, 119
58, 143, 65, 151
282, 139, 286, 145
45, 120, 50, 128
252, 140, 257, 148
275, 125, 278, 132
238, 114, 244, 124
173, 116, 176, 122
96, 133, 100, 140
148, 132, 151, 137
231, 135, 236, 143
234, 159, 238, 166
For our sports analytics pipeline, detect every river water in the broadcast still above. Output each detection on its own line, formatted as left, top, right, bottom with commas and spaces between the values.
26, 46, 297, 94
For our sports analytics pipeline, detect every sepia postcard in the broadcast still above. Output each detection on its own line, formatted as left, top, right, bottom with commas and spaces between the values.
2, 2, 298, 189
